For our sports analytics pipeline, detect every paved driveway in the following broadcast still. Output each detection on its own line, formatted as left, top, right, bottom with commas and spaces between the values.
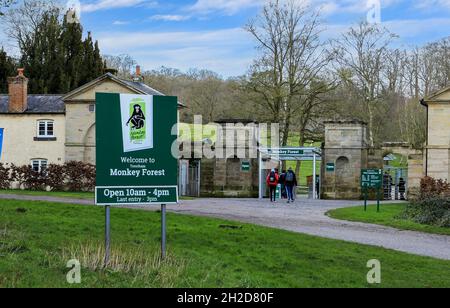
1, 194, 450, 260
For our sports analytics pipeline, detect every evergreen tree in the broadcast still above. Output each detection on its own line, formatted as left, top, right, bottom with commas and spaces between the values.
79, 32, 104, 86
61, 10, 83, 92
18, 8, 105, 94
0, 48, 16, 93
21, 9, 64, 94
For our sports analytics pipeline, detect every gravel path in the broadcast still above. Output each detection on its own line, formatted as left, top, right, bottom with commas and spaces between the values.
1, 194, 449, 260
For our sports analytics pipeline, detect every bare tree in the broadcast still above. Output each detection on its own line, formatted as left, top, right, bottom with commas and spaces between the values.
103, 54, 137, 78
0, 0, 15, 16
245, 0, 334, 149
1, 0, 61, 50
335, 22, 396, 147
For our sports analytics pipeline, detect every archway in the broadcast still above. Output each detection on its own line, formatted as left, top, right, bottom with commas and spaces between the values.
84, 123, 96, 164
335, 156, 351, 199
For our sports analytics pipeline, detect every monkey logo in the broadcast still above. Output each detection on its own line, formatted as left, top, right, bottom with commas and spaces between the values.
120, 95, 153, 152
126, 99, 147, 143
127, 104, 146, 130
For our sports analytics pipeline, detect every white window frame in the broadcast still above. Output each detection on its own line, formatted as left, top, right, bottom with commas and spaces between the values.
31, 159, 48, 173
37, 120, 55, 138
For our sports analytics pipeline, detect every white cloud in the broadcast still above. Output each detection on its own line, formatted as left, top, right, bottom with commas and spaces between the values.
113, 20, 130, 25
188, 0, 265, 15
150, 15, 191, 22
414, 0, 450, 10
82, 0, 157, 13
97, 28, 256, 77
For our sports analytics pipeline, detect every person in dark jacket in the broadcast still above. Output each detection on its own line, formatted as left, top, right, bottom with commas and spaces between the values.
399, 178, 406, 200
279, 170, 287, 199
266, 169, 279, 203
285, 167, 298, 203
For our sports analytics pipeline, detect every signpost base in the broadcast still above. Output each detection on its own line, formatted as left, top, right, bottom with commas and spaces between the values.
161, 204, 167, 260
105, 205, 111, 266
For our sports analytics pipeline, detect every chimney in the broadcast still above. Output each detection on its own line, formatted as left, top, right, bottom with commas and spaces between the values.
132, 65, 144, 82
8, 68, 28, 113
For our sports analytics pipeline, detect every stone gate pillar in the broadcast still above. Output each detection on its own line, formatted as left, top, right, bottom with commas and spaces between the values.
321, 120, 369, 200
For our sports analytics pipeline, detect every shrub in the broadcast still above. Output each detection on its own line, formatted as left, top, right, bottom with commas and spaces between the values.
6, 162, 96, 192
420, 176, 450, 199
403, 177, 450, 228
65, 161, 96, 192
405, 196, 450, 226
0, 163, 10, 189
10, 164, 46, 191
46, 164, 66, 191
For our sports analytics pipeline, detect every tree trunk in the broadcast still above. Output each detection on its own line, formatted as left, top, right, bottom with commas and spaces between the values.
295, 132, 305, 176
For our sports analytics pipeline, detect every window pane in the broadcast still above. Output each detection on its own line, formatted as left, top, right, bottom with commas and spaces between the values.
39, 122, 46, 136
47, 122, 54, 136
41, 160, 48, 172
32, 161, 39, 172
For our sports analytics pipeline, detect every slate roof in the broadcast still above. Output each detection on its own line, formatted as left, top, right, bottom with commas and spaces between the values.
0, 73, 185, 114
0, 95, 65, 114
121, 79, 164, 96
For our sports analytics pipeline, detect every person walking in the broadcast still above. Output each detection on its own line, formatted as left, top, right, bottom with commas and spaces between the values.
279, 170, 287, 199
266, 169, 279, 203
399, 178, 406, 200
285, 167, 298, 203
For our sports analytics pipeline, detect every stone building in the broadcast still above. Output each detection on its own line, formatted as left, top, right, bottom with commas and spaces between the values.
199, 120, 260, 197
421, 87, 450, 181
0, 68, 183, 169
321, 120, 383, 200
0, 69, 66, 170
63, 72, 174, 164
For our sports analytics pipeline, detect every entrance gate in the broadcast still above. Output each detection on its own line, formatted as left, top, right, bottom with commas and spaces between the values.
383, 166, 408, 200
258, 147, 322, 200
179, 159, 201, 197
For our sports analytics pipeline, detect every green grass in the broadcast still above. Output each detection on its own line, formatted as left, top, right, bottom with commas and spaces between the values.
0, 190, 94, 200
1, 199, 449, 288
327, 204, 450, 236
0, 190, 194, 201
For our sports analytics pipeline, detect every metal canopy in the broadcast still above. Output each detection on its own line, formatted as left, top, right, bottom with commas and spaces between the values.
258, 147, 322, 200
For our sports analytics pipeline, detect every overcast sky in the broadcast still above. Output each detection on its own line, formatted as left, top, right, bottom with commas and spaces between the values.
3, 0, 450, 77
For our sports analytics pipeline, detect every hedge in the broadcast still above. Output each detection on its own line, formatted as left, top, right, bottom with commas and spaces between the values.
0, 162, 96, 192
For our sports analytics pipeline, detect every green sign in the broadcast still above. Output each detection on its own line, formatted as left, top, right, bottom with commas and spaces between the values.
95, 93, 178, 206
266, 148, 305, 157
241, 161, 250, 172
361, 169, 383, 189
326, 163, 335, 172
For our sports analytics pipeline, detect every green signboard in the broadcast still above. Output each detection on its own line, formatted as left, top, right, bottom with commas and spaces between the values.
95, 93, 178, 206
361, 169, 383, 189
326, 163, 335, 172
241, 161, 250, 172
266, 148, 305, 157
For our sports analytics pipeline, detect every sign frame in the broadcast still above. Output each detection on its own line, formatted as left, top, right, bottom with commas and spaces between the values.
95, 186, 179, 206
95, 92, 178, 262
361, 168, 383, 212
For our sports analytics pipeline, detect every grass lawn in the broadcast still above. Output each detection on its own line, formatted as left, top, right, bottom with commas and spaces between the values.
1, 199, 449, 288
327, 204, 450, 236
0, 189, 94, 200
0, 190, 195, 201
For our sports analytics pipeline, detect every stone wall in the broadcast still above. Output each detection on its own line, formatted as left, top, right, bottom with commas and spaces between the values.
199, 122, 259, 198
64, 80, 141, 164
321, 120, 373, 200
0, 114, 65, 166
408, 153, 425, 198
424, 91, 450, 181
200, 158, 259, 197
